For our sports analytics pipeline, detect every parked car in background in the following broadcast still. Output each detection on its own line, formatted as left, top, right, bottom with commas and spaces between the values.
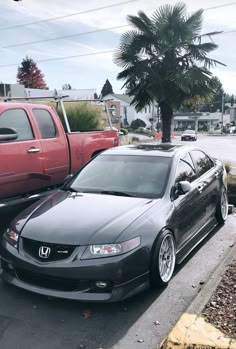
0, 101, 119, 208
181, 129, 197, 141
0, 143, 228, 302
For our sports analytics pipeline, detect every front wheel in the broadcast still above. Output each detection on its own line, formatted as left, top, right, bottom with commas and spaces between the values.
216, 187, 228, 224
150, 230, 176, 288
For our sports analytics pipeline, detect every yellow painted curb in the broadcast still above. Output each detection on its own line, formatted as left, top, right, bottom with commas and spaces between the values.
160, 313, 236, 349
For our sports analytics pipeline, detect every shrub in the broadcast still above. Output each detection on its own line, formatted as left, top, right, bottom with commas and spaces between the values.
57, 102, 106, 131
224, 162, 232, 174
130, 118, 146, 130
120, 128, 129, 135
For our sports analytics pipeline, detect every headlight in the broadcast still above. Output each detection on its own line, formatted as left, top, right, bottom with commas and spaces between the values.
4, 228, 19, 248
81, 236, 141, 259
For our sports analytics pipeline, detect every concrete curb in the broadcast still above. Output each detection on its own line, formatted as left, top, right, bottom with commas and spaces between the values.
160, 239, 236, 349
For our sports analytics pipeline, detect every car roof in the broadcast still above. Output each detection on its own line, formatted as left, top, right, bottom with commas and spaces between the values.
102, 142, 200, 158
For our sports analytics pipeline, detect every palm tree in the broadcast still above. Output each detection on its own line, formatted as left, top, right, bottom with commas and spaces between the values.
114, 2, 225, 142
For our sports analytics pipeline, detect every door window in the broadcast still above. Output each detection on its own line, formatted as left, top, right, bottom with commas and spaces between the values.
175, 153, 196, 183
0, 108, 34, 141
190, 151, 214, 177
33, 109, 56, 139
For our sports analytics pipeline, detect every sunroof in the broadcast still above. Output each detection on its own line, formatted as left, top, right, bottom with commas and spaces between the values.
135, 143, 179, 152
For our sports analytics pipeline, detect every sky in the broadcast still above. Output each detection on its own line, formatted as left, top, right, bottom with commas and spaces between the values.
0, 0, 236, 95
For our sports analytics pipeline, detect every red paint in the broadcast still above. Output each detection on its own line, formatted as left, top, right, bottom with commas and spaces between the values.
0, 103, 119, 200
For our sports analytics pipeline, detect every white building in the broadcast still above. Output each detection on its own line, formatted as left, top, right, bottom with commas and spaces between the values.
25, 88, 96, 100
103, 93, 154, 127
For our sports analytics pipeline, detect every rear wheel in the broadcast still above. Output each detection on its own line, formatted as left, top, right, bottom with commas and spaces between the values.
150, 230, 176, 287
216, 187, 228, 224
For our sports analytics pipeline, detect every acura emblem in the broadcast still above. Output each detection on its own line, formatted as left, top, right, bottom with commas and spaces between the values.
39, 246, 51, 258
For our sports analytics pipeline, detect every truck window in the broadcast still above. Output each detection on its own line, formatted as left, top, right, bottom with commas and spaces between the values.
33, 109, 56, 139
0, 108, 34, 141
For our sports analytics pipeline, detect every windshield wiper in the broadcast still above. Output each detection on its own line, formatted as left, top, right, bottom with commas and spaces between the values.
99, 190, 136, 197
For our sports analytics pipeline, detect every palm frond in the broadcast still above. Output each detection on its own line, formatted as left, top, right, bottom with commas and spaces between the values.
185, 9, 203, 35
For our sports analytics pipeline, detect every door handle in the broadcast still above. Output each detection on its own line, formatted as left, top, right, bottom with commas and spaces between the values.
27, 147, 40, 153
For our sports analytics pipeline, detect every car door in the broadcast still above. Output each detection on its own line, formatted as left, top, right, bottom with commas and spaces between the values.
171, 152, 206, 249
190, 150, 219, 222
0, 107, 43, 198
31, 107, 70, 186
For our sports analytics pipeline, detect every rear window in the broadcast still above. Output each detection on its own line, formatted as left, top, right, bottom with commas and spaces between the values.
33, 109, 56, 139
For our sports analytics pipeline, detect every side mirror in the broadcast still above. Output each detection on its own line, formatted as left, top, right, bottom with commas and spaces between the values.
0, 127, 18, 141
178, 181, 192, 195
172, 181, 192, 200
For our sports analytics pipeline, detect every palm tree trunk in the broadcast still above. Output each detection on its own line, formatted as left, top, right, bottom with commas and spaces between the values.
160, 102, 173, 143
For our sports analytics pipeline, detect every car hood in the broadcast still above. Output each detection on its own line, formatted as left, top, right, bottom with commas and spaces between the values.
18, 190, 157, 245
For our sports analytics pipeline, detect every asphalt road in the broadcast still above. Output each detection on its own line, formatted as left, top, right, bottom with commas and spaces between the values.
0, 210, 235, 349
175, 134, 236, 174
128, 133, 236, 174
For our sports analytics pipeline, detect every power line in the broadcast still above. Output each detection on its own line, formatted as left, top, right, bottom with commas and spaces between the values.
3, 1, 236, 49
204, 1, 236, 11
3, 25, 130, 49
0, 50, 115, 68
1, 0, 235, 33
0, 0, 138, 31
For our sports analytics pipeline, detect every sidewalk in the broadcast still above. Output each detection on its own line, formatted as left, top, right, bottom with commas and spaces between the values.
160, 230, 236, 349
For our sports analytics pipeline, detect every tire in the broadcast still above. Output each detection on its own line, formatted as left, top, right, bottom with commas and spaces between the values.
216, 187, 228, 224
150, 230, 176, 288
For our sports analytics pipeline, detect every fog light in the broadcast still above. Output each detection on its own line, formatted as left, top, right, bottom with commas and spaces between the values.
95, 281, 108, 289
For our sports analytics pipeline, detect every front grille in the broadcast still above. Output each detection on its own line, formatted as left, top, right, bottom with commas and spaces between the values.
22, 238, 76, 262
15, 268, 90, 292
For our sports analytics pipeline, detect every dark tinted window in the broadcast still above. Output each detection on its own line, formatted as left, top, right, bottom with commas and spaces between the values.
190, 150, 214, 177
33, 109, 56, 139
70, 155, 171, 198
0, 108, 33, 141
175, 153, 196, 183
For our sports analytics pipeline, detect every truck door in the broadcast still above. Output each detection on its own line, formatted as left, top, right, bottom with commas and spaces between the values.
0, 107, 44, 199
30, 107, 70, 186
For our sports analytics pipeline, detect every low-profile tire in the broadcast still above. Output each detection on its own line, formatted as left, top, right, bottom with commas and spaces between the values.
150, 230, 176, 288
216, 187, 228, 224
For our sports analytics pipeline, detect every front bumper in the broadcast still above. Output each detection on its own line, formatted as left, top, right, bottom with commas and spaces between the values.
0, 239, 150, 302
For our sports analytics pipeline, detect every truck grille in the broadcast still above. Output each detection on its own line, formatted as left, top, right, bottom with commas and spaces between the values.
22, 238, 76, 262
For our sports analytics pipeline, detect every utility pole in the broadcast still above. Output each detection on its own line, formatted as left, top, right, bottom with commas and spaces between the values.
221, 93, 225, 133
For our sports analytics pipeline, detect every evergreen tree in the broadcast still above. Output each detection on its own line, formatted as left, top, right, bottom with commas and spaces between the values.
100, 79, 113, 98
17, 57, 47, 89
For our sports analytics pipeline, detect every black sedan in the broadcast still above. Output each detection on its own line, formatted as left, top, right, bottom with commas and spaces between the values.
181, 130, 197, 141
0, 143, 228, 302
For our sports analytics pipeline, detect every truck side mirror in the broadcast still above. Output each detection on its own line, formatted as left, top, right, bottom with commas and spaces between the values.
0, 127, 18, 142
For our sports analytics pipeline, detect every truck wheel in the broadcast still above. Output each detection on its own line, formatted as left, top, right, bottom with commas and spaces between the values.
150, 230, 176, 288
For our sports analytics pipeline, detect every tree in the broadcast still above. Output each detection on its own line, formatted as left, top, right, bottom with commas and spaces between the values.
94, 92, 99, 99
114, 3, 224, 142
17, 57, 47, 89
100, 79, 113, 98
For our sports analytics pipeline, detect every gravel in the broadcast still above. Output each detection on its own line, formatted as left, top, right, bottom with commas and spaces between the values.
202, 259, 236, 339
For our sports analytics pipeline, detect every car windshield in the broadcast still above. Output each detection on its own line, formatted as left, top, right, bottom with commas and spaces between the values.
69, 154, 171, 199
184, 130, 195, 134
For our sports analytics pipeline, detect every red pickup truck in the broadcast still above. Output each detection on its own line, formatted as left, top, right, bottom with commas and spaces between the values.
0, 101, 119, 207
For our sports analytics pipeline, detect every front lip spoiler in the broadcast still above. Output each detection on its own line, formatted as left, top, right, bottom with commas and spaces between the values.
0, 266, 150, 303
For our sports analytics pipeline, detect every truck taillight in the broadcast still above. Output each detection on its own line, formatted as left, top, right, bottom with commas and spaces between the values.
113, 137, 120, 147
